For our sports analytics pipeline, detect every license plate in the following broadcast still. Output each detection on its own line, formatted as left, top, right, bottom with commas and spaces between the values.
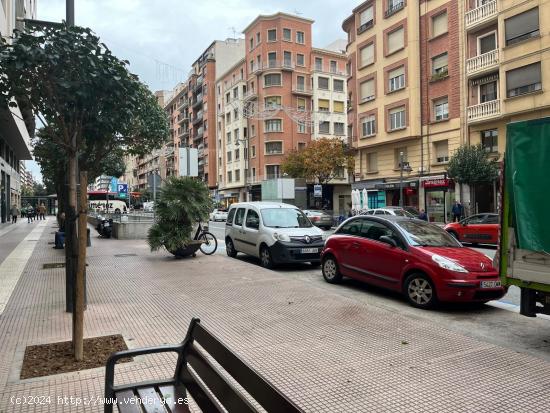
480, 280, 501, 288
301, 248, 318, 254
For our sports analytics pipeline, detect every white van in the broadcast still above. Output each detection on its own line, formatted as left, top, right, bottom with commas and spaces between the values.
225, 202, 326, 268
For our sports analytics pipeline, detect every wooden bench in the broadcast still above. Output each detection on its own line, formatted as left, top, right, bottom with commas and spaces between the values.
104, 318, 303, 413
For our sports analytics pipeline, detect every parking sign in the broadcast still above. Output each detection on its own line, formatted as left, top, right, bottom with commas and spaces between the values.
117, 183, 128, 198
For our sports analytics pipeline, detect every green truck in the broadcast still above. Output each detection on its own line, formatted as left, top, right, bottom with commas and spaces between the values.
499, 118, 550, 317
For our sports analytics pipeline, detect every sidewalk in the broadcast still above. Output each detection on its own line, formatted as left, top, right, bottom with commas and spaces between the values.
0, 220, 550, 412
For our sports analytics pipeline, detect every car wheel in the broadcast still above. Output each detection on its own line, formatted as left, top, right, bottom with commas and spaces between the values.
404, 273, 437, 309
225, 238, 238, 258
322, 255, 342, 284
260, 245, 274, 269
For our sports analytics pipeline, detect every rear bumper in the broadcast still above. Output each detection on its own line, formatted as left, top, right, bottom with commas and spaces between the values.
270, 241, 325, 264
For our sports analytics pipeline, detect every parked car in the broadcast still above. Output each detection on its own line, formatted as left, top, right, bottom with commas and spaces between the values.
303, 210, 333, 230
225, 202, 326, 268
321, 216, 505, 308
444, 213, 499, 245
209, 208, 228, 222
361, 207, 415, 218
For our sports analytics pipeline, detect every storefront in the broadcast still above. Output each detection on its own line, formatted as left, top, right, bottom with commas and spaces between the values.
374, 180, 419, 209
351, 179, 385, 209
422, 177, 455, 223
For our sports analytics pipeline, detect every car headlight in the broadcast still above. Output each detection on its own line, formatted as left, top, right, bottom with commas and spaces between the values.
431, 254, 468, 273
272, 232, 291, 242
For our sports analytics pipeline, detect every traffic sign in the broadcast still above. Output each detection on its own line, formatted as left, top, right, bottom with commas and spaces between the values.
117, 183, 128, 199
314, 184, 322, 198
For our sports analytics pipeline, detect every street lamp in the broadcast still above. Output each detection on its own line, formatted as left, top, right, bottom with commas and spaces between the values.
235, 136, 250, 202
399, 151, 412, 208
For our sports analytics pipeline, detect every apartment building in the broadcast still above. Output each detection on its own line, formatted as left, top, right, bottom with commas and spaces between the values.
0, 0, 35, 221
344, 0, 462, 222
463, 0, 550, 213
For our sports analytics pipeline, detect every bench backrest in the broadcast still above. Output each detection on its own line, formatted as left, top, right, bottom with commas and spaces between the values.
178, 318, 303, 413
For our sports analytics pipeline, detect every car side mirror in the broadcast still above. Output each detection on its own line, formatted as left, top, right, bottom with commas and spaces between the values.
379, 235, 397, 248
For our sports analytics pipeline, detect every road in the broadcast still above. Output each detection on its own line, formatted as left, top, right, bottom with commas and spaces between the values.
207, 220, 522, 310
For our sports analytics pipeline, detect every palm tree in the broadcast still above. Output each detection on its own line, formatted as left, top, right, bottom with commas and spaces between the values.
147, 177, 212, 254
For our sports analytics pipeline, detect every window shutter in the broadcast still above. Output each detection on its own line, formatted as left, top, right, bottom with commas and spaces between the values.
389, 66, 405, 78
435, 140, 448, 159
432, 12, 447, 37
505, 8, 539, 43
360, 6, 373, 25
360, 44, 374, 66
387, 27, 404, 53
318, 99, 330, 110
333, 101, 344, 113
360, 79, 375, 100
432, 54, 448, 71
506, 62, 541, 90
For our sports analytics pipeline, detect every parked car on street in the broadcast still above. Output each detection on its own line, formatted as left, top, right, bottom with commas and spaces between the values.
209, 208, 228, 222
444, 213, 499, 245
303, 209, 333, 230
225, 202, 326, 268
361, 207, 415, 218
321, 216, 505, 308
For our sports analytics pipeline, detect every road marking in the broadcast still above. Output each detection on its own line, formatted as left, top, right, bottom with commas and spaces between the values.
488, 300, 550, 321
0, 220, 48, 315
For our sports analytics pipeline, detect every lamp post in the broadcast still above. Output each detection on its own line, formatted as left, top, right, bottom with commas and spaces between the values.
235, 135, 250, 201
399, 151, 412, 207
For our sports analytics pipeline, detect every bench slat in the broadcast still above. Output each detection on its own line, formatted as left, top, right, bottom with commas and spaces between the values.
186, 344, 256, 413
179, 373, 223, 413
115, 389, 142, 413
192, 324, 303, 412
137, 387, 167, 413
157, 385, 191, 413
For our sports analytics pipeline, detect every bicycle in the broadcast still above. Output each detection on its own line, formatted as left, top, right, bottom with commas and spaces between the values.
194, 221, 218, 255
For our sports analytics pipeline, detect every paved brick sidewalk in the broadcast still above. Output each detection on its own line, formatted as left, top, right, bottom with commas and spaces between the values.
1, 222, 550, 412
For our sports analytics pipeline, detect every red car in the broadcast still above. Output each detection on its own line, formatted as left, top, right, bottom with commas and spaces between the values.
444, 213, 499, 245
321, 216, 505, 308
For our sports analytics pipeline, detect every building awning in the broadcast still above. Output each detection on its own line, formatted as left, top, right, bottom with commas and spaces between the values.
351, 179, 385, 190
0, 104, 32, 160
375, 180, 419, 190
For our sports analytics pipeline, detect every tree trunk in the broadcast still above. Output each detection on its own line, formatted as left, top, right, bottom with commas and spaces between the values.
74, 170, 87, 361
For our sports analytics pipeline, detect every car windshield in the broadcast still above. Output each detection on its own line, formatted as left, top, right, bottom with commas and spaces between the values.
403, 207, 420, 217
396, 220, 462, 247
261, 208, 312, 228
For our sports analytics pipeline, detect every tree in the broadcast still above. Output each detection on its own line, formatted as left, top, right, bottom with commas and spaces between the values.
0, 24, 169, 360
281, 138, 355, 185
446, 144, 499, 211
148, 177, 212, 253
21, 185, 34, 197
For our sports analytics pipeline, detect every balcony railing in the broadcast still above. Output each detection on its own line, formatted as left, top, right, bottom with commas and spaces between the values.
192, 112, 203, 124
357, 20, 374, 35
467, 99, 501, 123
243, 89, 258, 100
466, 49, 499, 76
385, 1, 405, 18
192, 94, 203, 107
252, 60, 295, 74
292, 85, 313, 95
465, 0, 497, 30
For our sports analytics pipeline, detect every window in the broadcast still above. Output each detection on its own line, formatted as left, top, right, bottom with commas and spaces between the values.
360, 43, 374, 67
394, 147, 408, 169
298, 121, 306, 133
336, 218, 362, 236
265, 119, 282, 132
297, 97, 306, 111
318, 76, 329, 89
506, 62, 542, 98
431, 11, 447, 38
226, 112, 231, 123
266, 165, 280, 179
434, 140, 449, 163
267, 29, 277, 42
360, 79, 375, 102
478, 32, 496, 54
315, 57, 323, 71
481, 129, 498, 153
318, 99, 330, 112
252, 145, 256, 157
480, 80, 498, 103
249, 38, 254, 50
234, 128, 240, 140
250, 60, 254, 72
386, 0, 405, 16
245, 209, 260, 229
296, 31, 305, 44
235, 148, 240, 160
233, 87, 238, 99
296, 75, 306, 91
235, 169, 240, 181
387, 27, 404, 54
265, 96, 282, 109
251, 124, 256, 137
234, 109, 239, 120
225, 92, 230, 103
432, 53, 448, 76
264, 73, 281, 87
227, 151, 232, 162
297, 53, 305, 66
283, 51, 292, 67
333, 101, 345, 113
367, 152, 378, 172
389, 106, 406, 130
433, 97, 449, 121
298, 142, 306, 151
330, 60, 337, 73
283, 28, 291, 41
334, 122, 345, 135
256, 32, 260, 44
388, 66, 405, 92
362, 115, 376, 137
319, 121, 330, 134
234, 207, 246, 225
505, 8, 539, 46
265, 141, 283, 154
226, 131, 232, 144
334, 79, 344, 92
358, 6, 374, 33
268, 52, 277, 67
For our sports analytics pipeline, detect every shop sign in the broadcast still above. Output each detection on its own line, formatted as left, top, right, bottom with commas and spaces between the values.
314, 184, 322, 197
422, 179, 452, 189
375, 181, 418, 190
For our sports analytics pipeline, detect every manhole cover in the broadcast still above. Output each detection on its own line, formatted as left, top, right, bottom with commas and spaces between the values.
43, 263, 65, 269
114, 254, 137, 257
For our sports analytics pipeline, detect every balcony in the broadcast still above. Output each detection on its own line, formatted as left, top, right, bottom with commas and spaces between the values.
178, 128, 189, 139
243, 89, 258, 101
466, 49, 499, 77
177, 114, 189, 124
467, 99, 501, 123
357, 20, 374, 35
192, 112, 203, 125
177, 98, 189, 110
385, 1, 405, 18
465, 0, 497, 31
292, 85, 313, 96
194, 127, 204, 140
252, 60, 295, 75
192, 94, 203, 108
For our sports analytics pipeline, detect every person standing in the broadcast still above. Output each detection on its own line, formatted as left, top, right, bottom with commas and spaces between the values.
452, 201, 463, 222
27, 205, 34, 223
10, 204, 19, 223
39, 203, 46, 220
418, 209, 428, 221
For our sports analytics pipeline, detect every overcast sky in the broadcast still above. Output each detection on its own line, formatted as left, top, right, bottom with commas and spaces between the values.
28, 0, 355, 182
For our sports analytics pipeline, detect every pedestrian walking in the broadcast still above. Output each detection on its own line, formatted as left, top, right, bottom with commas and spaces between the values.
418, 209, 428, 221
452, 201, 463, 222
10, 205, 19, 223
39, 203, 46, 220
27, 206, 34, 223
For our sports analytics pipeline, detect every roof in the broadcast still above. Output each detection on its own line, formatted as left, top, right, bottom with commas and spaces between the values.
242, 12, 314, 34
